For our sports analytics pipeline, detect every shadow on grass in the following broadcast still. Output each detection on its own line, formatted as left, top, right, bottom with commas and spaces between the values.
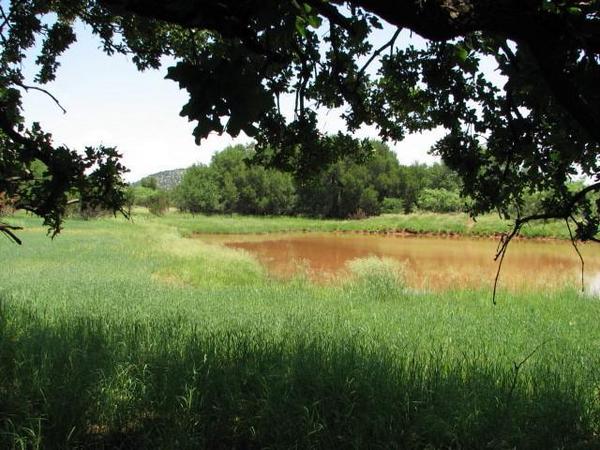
0, 302, 597, 449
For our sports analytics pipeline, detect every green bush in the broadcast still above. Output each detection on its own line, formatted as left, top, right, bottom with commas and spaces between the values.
175, 165, 223, 213
381, 197, 404, 214
147, 190, 170, 216
129, 186, 158, 207
418, 188, 465, 213
346, 256, 407, 295
140, 176, 158, 190
358, 186, 381, 216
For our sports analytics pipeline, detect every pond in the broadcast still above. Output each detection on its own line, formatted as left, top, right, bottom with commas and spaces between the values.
199, 232, 600, 292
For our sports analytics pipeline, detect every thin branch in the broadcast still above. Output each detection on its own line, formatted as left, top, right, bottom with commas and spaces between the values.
491, 180, 600, 303
568, 181, 600, 208
565, 217, 585, 292
499, 41, 518, 68
358, 27, 401, 77
0, 3, 14, 33
0, 223, 23, 245
0, 28, 8, 47
492, 223, 521, 305
492, 210, 562, 304
327, 22, 359, 110
14, 82, 67, 114
507, 339, 551, 401
492, 242, 508, 305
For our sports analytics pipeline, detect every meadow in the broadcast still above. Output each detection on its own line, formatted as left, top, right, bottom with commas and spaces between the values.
1, 212, 599, 449
158, 210, 570, 239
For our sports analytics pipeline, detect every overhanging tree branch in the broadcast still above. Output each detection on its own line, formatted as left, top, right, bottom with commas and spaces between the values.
565, 217, 585, 292
492, 182, 600, 303
358, 27, 401, 78
0, 223, 23, 245
14, 82, 67, 114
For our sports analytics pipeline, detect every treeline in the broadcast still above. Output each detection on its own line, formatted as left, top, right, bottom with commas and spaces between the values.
154, 142, 466, 218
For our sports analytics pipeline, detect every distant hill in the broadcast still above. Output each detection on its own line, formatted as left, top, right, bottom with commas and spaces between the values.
133, 168, 186, 190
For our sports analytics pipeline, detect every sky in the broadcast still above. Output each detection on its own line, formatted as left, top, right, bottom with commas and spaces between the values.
19, 22, 448, 182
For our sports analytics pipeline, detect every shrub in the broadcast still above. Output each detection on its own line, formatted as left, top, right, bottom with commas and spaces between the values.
358, 187, 381, 217
140, 176, 158, 190
418, 188, 464, 213
175, 165, 223, 213
146, 191, 170, 216
381, 197, 404, 214
122, 186, 136, 216
129, 186, 158, 207
346, 256, 407, 295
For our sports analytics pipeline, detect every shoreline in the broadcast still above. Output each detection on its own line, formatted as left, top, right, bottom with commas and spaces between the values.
190, 227, 568, 242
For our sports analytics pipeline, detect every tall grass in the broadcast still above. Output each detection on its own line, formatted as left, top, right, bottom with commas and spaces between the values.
0, 215, 598, 448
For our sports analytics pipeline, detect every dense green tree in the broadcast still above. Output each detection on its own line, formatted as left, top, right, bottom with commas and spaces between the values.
1, 1, 599, 243
418, 188, 465, 213
175, 165, 223, 214
212, 145, 297, 215
397, 164, 429, 213
397, 162, 463, 212
297, 142, 401, 217
381, 197, 404, 214
145, 190, 170, 216
140, 176, 158, 190
210, 145, 247, 211
128, 185, 156, 206
176, 145, 297, 216
170, 142, 471, 219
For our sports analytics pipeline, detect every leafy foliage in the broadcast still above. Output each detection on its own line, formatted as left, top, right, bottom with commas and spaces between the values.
140, 176, 158, 190
173, 143, 466, 218
145, 190, 170, 215
418, 188, 466, 213
1, 0, 599, 241
175, 165, 223, 214
175, 146, 297, 216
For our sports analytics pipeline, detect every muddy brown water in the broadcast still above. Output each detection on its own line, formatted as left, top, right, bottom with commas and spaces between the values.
198, 233, 600, 292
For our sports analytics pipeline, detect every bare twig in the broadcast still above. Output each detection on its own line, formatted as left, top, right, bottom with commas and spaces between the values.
0, 28, 8, 47
14, 82, 67, 114
491, 182, 600, 303
566, 217, 585, 292
358, 27, 401, 78
493, 233, 513, 305
0, 3, 14, 33
492, 219, 523, 305
507, 339, 551, 401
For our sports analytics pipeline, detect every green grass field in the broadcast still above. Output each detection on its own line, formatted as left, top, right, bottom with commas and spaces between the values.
153, 209, 570, 239
1, 213, 599, 448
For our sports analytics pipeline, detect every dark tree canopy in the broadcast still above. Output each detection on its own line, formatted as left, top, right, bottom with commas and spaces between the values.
1, 0, 599, 243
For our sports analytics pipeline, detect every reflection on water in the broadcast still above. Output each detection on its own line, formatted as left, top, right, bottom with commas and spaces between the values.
200, 233, 600, 292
